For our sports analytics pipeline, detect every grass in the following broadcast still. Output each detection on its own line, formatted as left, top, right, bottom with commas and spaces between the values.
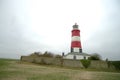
28, 73, 69, 80
92, 72, 120, 80
0, 59, 9, 68
0, 58, 120, 80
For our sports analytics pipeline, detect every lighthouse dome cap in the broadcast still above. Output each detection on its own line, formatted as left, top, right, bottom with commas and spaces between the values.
73, 23, 78, 29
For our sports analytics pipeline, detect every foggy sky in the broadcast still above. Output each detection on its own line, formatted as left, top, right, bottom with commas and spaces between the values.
0, 0, 120, 60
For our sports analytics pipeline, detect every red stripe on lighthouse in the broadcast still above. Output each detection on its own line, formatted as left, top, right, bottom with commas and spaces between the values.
71, 41, 82, 48
72, 30, 80, 36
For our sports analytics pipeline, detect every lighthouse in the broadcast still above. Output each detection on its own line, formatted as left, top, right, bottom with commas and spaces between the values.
71, 23, 82, 53
64, 23, 90, 60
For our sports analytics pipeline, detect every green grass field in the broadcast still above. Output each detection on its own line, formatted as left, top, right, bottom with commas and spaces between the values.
0, 58, 120, 80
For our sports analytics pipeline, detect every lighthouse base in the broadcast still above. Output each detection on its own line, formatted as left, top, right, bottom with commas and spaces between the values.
71, 48, 82, 53
63, 52, 90, 60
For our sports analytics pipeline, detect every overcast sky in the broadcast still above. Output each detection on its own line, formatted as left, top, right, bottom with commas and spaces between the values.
0, 0, 120, 60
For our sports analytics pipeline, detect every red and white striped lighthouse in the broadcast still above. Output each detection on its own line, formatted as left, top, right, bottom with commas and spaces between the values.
71, 23, 82, 53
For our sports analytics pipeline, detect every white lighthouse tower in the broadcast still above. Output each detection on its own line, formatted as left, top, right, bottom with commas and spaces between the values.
64, 23, 90, 60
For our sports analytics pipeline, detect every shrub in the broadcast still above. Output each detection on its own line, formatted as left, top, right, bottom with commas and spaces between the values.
55, 54, 62, 58
29, 52, 42, 57
111, 61, 120, 70
80, 59, 91, 68
43, 51, 54, 57
89, 53, 101, 60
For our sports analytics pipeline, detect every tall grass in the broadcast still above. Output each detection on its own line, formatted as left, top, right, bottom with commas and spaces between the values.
0, 59, 21, 79
0, 59, 10, 78
28, 73, 69, 80
0, 58, 120, 80
0, 59, 9, 69
92, 72, 120, 80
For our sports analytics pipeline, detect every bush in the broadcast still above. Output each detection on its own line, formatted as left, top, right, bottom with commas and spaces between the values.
89, 53, 101, 60
80, 59, 91, 68
111, 61, 120, 70
43, 51, 54, 57
55, 54, 62, 58
29, 52, 42, 57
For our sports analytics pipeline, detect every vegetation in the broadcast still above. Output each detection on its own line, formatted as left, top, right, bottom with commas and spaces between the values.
29, 51, 62, 58
89, 53, 101, 60
80, 59, 91, 68
111, 61, 120, 70
28, 73, 69, 80
0, 59, 20, 79
55, 54, 62, 58
106, 59, 120, 71
29, 52, 43, 57
0, 59, 9, 70
0, 58, 120, 80
43, 51, 54, 57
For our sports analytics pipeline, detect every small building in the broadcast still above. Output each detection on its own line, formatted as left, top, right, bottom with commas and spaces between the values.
63, 52, 90, 60
64, 23, 91, 60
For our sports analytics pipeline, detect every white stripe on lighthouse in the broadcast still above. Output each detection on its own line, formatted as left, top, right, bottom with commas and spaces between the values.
72, 36, 80, 41
73, 28, 78, 30
73, 48, 80, 52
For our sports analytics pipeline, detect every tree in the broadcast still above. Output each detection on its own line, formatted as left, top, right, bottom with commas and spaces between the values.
89, 53, 101, 60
